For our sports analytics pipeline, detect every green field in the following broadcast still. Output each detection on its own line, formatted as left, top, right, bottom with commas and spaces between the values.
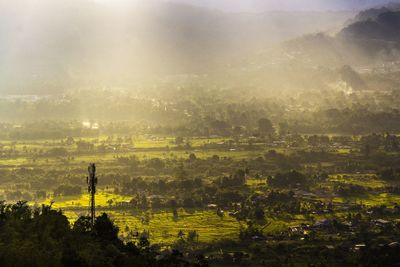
3, 134, 400, 250
30, 192, 239, 245
62, 208, 240, 245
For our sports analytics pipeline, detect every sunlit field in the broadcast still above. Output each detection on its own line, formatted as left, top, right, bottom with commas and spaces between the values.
63, 209, 240, 245
31, 191, 241, 245
7, 133, 397, 252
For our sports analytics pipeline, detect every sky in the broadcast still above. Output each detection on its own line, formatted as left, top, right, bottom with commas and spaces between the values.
90, 0, 400, 12
161, 0, 400, 12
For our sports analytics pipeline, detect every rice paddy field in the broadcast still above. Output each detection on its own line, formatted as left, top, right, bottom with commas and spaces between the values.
2, 134, 400, 249
98, 209, 239, 245
0, 136, 269, 246
28, 192, 239, 245
60, 208, 240, 245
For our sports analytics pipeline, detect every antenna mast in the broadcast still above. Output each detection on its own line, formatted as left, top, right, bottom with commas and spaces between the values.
87, 163, 98, 226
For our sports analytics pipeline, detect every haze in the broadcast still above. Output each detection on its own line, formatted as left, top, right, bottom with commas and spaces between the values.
0, 0, 372, 94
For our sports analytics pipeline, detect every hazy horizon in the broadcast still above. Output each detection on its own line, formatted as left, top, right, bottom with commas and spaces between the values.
162, 0, 400, 12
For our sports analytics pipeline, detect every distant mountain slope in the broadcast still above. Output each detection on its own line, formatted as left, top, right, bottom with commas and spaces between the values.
337, 10, 400, 63
339, 11, 400, 41
229, 7, 400, 93
277, 8, 400, 68
346, 3, 400, 24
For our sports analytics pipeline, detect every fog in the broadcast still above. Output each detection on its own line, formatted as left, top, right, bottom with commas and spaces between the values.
0, 0, 359, 94
0, 0, 398, 97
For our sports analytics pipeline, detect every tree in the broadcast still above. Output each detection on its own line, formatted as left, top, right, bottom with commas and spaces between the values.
188, 153, 197, 161
268, 170, 309, 188
258, 118, 274, 135
53, 185, 81, 197
0, 202, 193, 267
178, 230, 185, 239
146, 158, 165, 171
364, 143, 370, 158
187, 230, 199, 242
73, 216, 93, 233
65, 136, 75, 145
93, 213, 119, 242
254, 206, 265, 221
380, 168, 399, 181
175, 136, 184, 145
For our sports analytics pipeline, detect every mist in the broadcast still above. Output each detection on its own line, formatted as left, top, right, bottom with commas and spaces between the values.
0, 0, 398, 122
0, 0, 358, 94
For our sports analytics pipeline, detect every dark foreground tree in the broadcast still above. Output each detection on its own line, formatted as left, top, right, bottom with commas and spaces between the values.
0, 201, 204, 267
